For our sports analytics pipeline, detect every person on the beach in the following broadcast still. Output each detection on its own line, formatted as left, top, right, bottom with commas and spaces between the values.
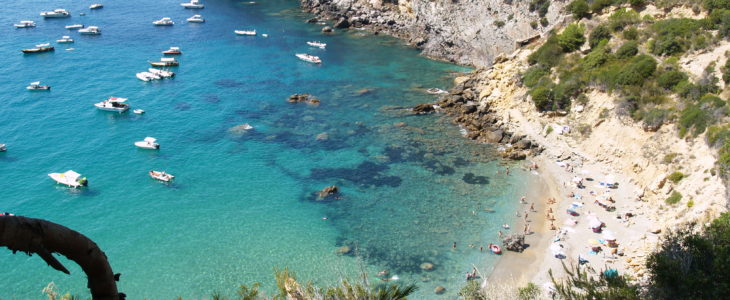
524, 212, 529, 222
506, 167, 510, 175
523, 224, 529, 234
548, 207, 553, 213
520, 196, 527, 204
530, 203, 535, 211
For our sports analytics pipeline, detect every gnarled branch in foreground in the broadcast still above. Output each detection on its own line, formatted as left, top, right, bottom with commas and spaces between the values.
0, 215, 123, 300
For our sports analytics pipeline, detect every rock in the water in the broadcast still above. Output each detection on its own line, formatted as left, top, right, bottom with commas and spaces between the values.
318, 185, 339, 199
306, 18, 318, 23
420, 262, 434, 271
336, 245, 352, 255
334, 17, 350, 29
393, 122, 407, 127
413, 103, 435, 114
502, 234, 526, 252
483, 130, 503, 143
228, 123, 254, 135
316, 132, 329, 141
288, 94, 320, 105
434, 286, 445, 294
321, 26, 333, 33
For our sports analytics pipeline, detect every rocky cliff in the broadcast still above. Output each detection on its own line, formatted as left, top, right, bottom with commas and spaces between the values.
301, 0, 569, 67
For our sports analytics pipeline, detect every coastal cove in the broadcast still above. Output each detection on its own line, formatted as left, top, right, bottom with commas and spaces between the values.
0, 0, 533, 298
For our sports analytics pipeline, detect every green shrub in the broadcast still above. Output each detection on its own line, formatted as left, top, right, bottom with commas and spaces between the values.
615, 54, 658, 86
531, 86, 554, 111
657, 70, 688, 89
540, 17, 549, 27
668, 171, 686, 183
494, 20, 505, 27
458, 280, 486, 300
723, 57, 730, 84
568, 0, 591, 19
629, 0, 646, 6
558, 23, 586, 52
616, 41, 639, 58
699, 94, 726, 108
641, 108, 669, 129
647, 212, 730, 298
650, 18, 705, 56
591, 0, 615, 13
707, 125, 730, 146
529, 0, 551, 17
608, 8, 640, 32
663, 153, 679, 164
582, 41, 611, 69
623, 26, 639, 40
589, 24, 612, 48
523, 65, 551, 88
518, 283, 540, 300
530, 20, 538, 29
679, 104, 713, 137
528, 35, 564, 67
705, 0, 730, 11
665, 191, 682, 204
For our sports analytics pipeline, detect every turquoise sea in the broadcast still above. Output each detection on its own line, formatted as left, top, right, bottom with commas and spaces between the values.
0, 0, 527, 298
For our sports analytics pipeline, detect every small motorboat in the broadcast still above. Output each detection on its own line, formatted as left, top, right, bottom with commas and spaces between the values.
136, 72, 155, 81
149, 57, 179, 67
135, 137, 160, 149
502, 224, 510, 229
27, 81, 51, 90
78, 26, 101, 35
162, 47, 182, 55
21, 43, 55, 54
187, 14, 205, 23
0, 144, 6, 152
89, 3, 104, 9
181, 0, 205, 9
48, 170, 88, 188
14, 21, 36, 28
153, 17, 174, 26
66, 48, 75, 51
426, 88, 448, 95
307, 41, 326, 49
149, 170, 174, 182
489, 243, 502, 254
57, 36, 74, 43
133, 109, 145, 114
261, 33, 268, 37
148, 68, 175, 78
295, 53, 321, 64
234, 29, 256, 36
95, 97, 129, 112
40, 9, 71, 18
65, 24, 84, 29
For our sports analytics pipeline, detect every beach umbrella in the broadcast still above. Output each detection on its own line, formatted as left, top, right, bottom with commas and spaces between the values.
605, 175, 616, 184
588, 217, 602, 228
572, 176, 582, 183
602, 230, 616, 241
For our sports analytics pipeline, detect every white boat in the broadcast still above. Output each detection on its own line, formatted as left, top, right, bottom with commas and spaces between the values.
94, 97, 129, 112
21, 43, 55, 54
27, 81, 51, 90
295, 53, 322, 64
261, 33, 268, 37
78, 26, 101, 35
153, 17, 174, 26
48, 170, 88, 188
135, 137, 160, 149
181, 0, 204, 9
41, 9, 71, 18
89, 3, 104, 9
0, 144, 5, 152
307, 41, 326, 49
426, 88, 448, 95
148, 68, 175, 78
133, 109, 145, 114
136, 72, 154, 81
57, 36, 74, 43
66, 48, 75, 51
187, 14, 205, 23
65, 24, 84, 29
149, 57, 179, 67
14, 21, 36, 28
234, 29, 256, 36
149, 170, 174, 182
162, 47, 182, 55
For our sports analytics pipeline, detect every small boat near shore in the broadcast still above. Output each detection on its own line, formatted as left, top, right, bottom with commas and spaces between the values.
136, 72, 155, 81
40, 9, 71, 18
57, 36, 74, 43
187, 14, 204, 23
295, 53, 321, 64
149, 170, 174, 182
78, 26, 101, 35
27, 81, 51, 90
21, 43, 54, 54
89, 3, 104, 9
234, 29, 256, 36
489, 243, 502, 254
181, 0, 205, 9
135, 137, 160, 149
133, 109, 145, 114
65, 24, 84, 29
14, 21, 36, 28
149, 57, 179, 67
306, 41, 326, 49
162, 47, 182, 55
153, 17, 174, 26
48, 170, 88, 188
95, 97, 129, 112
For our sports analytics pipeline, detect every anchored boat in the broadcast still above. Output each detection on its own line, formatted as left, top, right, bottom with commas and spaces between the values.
295, 53, 321, 64
149, 170, 174, 182
48, 170, 88, 188
14, 21, 36, 28
40, 9, 71, 18
234, 29, 256, 36
94, 97, 129, 112
21, 43, 54, 54
135, 137, 160, 149
27, 81, 51, 90
149, 57, 179, 67
78, 26, 101, 35
181, 0, 205, 9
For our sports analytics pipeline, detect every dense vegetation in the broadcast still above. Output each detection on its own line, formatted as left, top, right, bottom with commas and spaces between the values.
524, 1, 730, 178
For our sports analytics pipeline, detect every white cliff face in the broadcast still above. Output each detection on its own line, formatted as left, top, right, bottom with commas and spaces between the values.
302, 0, 569, 67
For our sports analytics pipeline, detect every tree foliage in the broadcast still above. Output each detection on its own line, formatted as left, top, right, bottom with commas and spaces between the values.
558, 23, 586, 52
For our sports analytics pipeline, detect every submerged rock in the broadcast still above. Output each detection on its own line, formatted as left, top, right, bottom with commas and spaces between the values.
321, 26, 333, 33
434, 286, 445, 294
336, 245, 352, 255
413, 103, 435, 114
228, 123, 254, 135
287, 94, 320, 105
318, 185, 339, 199
420, 262, 434, 271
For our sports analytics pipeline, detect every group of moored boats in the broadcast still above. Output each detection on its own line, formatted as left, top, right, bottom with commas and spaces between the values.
137, 47, 180, 81
47, 168, 174, 188
294, 41, 326, 64
17, 7, 101, 55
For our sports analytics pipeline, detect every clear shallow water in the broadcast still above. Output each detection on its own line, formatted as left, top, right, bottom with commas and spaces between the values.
0, 0, 527, 298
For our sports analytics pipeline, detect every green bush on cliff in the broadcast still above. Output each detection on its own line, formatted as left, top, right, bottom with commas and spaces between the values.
589, 24, 612, 48
616, 41, 639, 58
550, 263, 641, 299
665, 191, 683, 204
529, 0, 551, 17
723, 57, 730, 84
523, 65, 551, 88
679, 104, 713, 137
530, 86, 554, 111
558, 23, 586, 52
528, 35, 564, 67
568, 0, 591, 19
623, 26, 639, 40
668, 171, 686, 183
582, 41, 611, 69
608, 8, 640, 31
657, 70, 687, 89
705, 0, 730, 11
614, 54, 658, 86
647, 212, 730, 298
591, 0, 616, 13
649, 18, 706, 56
